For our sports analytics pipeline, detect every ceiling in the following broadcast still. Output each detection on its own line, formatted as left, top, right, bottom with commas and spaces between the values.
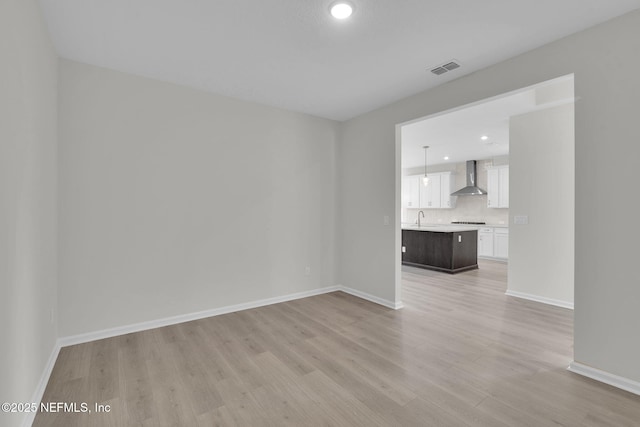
401, 76, 574, 169
37, 1, 640, 121
401, 92, 527, 170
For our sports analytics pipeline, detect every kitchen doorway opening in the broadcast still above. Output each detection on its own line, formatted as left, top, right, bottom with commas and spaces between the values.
395, 74, 575, 312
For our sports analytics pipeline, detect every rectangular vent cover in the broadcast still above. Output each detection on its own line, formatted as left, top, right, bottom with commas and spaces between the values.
443, 62, 460, 71
430, 60, 461, 76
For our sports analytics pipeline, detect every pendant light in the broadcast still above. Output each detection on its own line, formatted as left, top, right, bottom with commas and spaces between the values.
422, 146, 430, 186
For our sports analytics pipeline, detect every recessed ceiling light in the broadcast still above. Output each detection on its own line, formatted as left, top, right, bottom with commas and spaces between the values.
480, 135, 489, 141
330, 2, 353, 19
444, 156, 449, 160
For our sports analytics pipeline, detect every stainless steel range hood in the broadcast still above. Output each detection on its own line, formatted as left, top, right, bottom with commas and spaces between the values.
451, 160, 487, 196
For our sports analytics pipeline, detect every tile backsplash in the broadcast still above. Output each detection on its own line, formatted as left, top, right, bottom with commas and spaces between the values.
405, 196, 509, 225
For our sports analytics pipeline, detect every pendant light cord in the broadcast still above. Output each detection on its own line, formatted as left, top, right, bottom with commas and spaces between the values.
423, 145, 429, 177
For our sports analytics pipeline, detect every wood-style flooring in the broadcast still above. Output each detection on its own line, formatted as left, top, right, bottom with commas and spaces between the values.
34, 260, 640, 426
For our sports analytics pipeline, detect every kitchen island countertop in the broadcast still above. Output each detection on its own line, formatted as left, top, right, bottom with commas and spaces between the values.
402, 226, 478, 233
402, 223, 508, 229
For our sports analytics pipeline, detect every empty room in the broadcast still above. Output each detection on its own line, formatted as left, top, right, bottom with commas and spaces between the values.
2, 1, 640, 426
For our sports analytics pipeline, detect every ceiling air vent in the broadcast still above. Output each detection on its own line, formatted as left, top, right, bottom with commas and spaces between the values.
430, 60, 461, 76
443, 61, 460, 71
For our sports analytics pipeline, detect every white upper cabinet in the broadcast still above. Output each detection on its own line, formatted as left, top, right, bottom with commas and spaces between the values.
498, 166, 509, 207
440, 172, 456, 208
487, 168, 500, 207
419, 172, 455, 209
402, 175, 420, 208
403, 172, 456, 209
421, 173, 441, 208
487, 166, 509, 208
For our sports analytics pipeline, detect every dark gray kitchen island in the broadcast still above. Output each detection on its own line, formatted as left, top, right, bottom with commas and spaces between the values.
402, 227, 478, 274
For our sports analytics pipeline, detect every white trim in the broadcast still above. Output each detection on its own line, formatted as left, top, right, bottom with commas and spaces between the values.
57, 285, 402, 347
568, 361, 640, 396
59, 286, 341, 347
22, 341, 61, 427
340, 285, 404, 310
394, 123, 402, 310
505, 289, 573, 310
478, 256, 508, 263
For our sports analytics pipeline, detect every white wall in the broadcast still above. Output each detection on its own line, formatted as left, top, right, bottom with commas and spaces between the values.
337, 9, 640, 383
58, 60, 339, 336
0, 1, 58, 426
508, 103, 575, 305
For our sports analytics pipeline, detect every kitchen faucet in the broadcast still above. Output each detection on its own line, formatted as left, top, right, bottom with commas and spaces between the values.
418, 211, 425, 228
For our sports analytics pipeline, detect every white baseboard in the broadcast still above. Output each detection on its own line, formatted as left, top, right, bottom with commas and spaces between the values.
568, 361, 640, 396
339, 285, 404, 310
478, 256, 508, 263
505, 289, 573, 310
59, 285, 401, 348
23, 341, 61, 427
59, 286, 341, 347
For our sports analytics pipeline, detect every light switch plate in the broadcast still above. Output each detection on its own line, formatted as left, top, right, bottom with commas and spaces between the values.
514, 215, 529, 225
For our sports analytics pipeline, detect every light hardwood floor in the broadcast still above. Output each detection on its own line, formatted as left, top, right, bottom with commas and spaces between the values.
34, 260, 640, 426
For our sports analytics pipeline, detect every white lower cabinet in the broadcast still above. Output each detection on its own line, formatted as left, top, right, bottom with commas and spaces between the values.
478, 228, 494, 258
477, 227, 509, 260
494, 228, 509, 259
